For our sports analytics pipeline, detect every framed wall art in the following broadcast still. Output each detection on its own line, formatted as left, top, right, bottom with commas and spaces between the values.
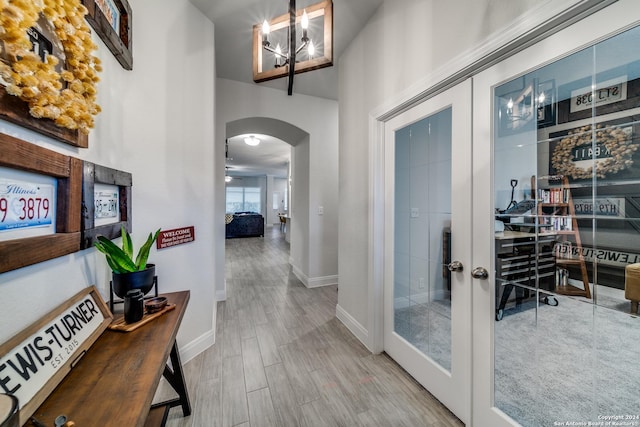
80, 161, 132, 249
81, 0, 133, 70
0, 1, 101, 147
0, 133, 82, 273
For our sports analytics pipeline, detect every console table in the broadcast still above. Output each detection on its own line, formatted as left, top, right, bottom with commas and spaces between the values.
28, 291, 191, 427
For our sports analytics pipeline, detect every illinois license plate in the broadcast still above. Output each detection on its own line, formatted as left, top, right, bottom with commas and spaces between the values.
0, 179, 54, 231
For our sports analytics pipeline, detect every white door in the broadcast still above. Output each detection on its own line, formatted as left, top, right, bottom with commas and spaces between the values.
472, 2, 640, 425
384, 80, 472, 424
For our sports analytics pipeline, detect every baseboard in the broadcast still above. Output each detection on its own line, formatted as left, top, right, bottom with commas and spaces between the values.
308, 274, 338, 288
292, 265, 337, 288
336, 304, 372, 352
216, 280, 227, 301
178, 329, 215, 364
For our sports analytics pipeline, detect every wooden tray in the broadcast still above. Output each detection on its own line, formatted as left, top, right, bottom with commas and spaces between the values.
108, 303, 176, 332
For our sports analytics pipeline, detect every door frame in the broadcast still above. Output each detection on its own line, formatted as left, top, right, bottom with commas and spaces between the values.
367, 0, 616, 358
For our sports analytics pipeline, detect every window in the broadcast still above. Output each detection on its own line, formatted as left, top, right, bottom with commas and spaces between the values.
226, 187, 261, 213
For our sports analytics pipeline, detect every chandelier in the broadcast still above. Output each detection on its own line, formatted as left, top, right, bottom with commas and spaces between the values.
253, 0, 333, 95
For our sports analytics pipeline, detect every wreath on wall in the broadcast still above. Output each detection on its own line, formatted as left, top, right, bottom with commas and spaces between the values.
0, 0, 101, 134
551, 124, 639, 180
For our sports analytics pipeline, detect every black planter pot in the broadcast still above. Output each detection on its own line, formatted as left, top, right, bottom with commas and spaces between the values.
112, 264, 156, 299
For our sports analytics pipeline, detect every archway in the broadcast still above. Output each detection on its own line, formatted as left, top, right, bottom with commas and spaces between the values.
224, 116, 311, 288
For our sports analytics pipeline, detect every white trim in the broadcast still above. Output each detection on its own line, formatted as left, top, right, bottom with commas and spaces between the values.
292, 264, 337, 288
335, 304, 371, 352
178, 329, 215, 364
308, 274, 338, 288
292, 264, 308, 286
368, 116, 385, 354
215, 286, 227, 301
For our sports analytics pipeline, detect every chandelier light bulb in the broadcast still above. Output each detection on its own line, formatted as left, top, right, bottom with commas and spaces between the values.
275, 44, 282, 58
262, 20, 270, 45
301, 10, 309, 41
507, 98, 514, 110
308, 40, 315, 57
225, 176, 232, 183
538, 92, 546, 104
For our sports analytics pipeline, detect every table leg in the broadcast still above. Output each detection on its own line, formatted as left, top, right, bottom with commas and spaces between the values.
151, 340, 192, 417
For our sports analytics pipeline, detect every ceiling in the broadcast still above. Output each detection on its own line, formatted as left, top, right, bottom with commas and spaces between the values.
189, 0, 383, 177
225, 134, 291, 178
189, 0, 383, 100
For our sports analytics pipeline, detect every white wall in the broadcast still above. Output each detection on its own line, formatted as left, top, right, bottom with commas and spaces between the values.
216, 78, 339, 293
0, 0, 216, 361
337, 0, 583, 348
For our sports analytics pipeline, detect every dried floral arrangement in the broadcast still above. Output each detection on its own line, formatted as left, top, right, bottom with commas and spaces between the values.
0, 0, 102, 134
551, 124, 639, 180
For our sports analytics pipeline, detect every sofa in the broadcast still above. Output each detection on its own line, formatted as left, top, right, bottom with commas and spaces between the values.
225, 212, 264, 238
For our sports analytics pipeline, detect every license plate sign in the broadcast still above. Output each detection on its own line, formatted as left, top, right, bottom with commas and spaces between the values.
0, 179, 54, 231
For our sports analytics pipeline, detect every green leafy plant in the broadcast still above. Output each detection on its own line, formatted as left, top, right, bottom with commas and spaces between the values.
95, 226, 161, 273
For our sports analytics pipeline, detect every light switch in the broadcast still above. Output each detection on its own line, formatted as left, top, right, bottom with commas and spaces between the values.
318, 206, 324, 215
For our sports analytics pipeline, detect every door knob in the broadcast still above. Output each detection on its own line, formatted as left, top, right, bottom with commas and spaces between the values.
471, 267, 489, 280
448, 261, 463, 272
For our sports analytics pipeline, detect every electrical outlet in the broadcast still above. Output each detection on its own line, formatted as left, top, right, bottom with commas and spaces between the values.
410, 207, 419, 218
418, 277, 425, 289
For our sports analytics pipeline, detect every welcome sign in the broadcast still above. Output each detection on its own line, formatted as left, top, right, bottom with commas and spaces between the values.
0, 287, 112, 425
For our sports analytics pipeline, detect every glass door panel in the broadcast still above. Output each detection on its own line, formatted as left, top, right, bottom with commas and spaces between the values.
491, 21, 640, 427
393, 109, 453, 371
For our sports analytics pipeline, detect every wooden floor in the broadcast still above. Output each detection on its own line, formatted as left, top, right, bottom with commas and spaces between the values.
156, 226, 463, 427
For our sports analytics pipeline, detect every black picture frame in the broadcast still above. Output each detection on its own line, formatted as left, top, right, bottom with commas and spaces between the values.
81, 161, 132, 249
82, 0, 133, 70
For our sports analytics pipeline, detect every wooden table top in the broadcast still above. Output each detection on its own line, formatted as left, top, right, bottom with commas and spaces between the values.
28, 291, 190, 427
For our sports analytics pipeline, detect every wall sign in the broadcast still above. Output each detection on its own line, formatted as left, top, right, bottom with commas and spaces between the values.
0, 286, 112, 425
0, 133, 82, 273
157, 226, 195, 249
570, 76, 627, 113
573, 197, 625, 218
80, 162, 132, 249
556, 243, 640, 268
81, 0, 133, 70
0, 168, 56, 240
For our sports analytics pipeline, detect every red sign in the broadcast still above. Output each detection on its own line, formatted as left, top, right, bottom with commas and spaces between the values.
157, 226, 195, 249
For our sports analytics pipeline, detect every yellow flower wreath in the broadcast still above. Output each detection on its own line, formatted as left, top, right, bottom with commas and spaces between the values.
0, 0, 101, 134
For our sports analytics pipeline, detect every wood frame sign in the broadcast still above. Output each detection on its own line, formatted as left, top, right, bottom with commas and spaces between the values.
0, 133, 82, 273
81, 0, 133, 70
0, 286, 112, 425
81, 161, 132, 249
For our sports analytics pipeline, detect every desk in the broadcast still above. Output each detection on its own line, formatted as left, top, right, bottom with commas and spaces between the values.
28, 291, 191, 427
495, 231, 557, 320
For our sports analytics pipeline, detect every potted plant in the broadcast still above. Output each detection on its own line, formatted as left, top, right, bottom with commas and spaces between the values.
95, 225, 161, 298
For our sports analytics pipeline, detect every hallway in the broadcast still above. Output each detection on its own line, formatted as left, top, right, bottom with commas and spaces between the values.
158, 226, 463, 426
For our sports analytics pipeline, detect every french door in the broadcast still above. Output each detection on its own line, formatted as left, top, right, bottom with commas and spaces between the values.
382, 2, 640, 426
472, 1, 640, 426
383, 80, 472, 424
